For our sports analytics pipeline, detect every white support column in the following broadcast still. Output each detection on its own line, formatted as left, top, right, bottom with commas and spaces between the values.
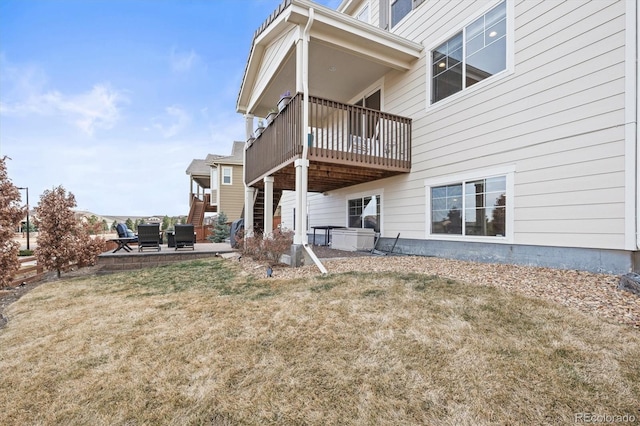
263, 176, 274, 237
292, 9, 313, 246
244, 186, 256, 238
243, 113, 255, 238
293, 159, 309, 244
244, 114, 254, 140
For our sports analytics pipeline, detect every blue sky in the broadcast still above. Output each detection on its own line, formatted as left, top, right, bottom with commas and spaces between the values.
0, 0, 340, 217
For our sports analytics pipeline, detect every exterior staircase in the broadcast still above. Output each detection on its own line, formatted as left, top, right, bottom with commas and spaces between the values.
187, 196, 206, 227
187, 195, 212, 242
252, 188, 283, 234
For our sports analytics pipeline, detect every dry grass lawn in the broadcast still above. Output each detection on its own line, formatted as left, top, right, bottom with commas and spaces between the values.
1, 258, 639, 425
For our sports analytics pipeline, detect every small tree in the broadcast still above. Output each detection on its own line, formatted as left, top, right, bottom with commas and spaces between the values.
86, 215, 101, 235
236, 228, 293, 265
0, 157, 26, 288
125, 218, 134, 231
209, 212, 230, 243
35, 186, 105, 278
162, 215, 170, 231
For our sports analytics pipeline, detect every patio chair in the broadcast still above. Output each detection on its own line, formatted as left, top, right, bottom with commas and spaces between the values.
350, 120, 380, 155
137, 223, 161, 252
174, 224, 195, 250
116, 223, 138, 242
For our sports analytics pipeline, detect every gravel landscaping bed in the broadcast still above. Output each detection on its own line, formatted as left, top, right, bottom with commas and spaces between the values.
240, 247, 640, 329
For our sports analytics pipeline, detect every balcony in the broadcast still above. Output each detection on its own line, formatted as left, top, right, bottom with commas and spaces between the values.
245, 93, 411, 193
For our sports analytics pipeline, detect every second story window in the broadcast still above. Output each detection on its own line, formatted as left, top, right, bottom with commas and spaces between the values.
222, 167, 232, 185
390, 0, 425, 28
432, 1, 507, 103
391, 0, 411, 27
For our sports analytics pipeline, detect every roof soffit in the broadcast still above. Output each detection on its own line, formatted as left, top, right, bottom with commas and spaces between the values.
238, 0, 422, 115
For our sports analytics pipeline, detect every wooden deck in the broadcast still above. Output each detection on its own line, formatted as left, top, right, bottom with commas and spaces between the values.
245, 94, 412, 192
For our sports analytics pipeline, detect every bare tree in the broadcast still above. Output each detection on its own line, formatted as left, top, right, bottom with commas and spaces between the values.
34, 186, 105, 278
0, 157, 27, 288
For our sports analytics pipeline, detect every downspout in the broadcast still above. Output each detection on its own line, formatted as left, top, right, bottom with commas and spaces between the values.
629, 0, 639, 251
300, 8, 327, 274
635, 1, 640, 251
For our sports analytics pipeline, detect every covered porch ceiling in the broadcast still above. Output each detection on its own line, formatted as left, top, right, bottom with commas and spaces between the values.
237, 0, 423, 118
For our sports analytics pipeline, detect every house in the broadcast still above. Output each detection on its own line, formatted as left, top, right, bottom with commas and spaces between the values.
236, 0, 639, 274
186, 141, 245, 240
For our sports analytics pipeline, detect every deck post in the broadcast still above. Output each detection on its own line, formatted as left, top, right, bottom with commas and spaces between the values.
293, 158, 309, 245
263, 176, 274, 237
244, 186, 255, 238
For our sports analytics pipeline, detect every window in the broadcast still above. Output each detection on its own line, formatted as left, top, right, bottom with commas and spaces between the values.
211, 167, 218, 190
348, 194, 381, 232
390, 0, 425, 28
222, 167, 232, 185
430, 176, 506, 237
350, 89, 381, 141
432, 1, 506, 103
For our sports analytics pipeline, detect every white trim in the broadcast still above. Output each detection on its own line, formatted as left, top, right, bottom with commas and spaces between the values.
425, 0, 514, 110
222, 166, 233, 185
355, 1, 370, 24
424, 165, 515, 243
210, 166, 219, 190
349, 77, 385, 108
624, 0, 639, 250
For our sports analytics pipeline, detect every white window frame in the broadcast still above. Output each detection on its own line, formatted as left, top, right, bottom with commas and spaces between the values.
389, 0, 422, 28
211, 166, 218, 190
424, 165, 515, 243
345, 188, 384, 234
425, 0, 514, 110
222, 166, 233, 185
356, 2, 370, 24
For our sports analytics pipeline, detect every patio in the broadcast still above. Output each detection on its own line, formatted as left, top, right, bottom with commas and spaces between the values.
97, 242, 235, 272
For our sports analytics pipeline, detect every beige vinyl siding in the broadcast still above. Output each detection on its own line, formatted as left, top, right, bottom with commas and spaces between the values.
374, 0, 627, 249
249, 28, 297, 110
308, 193, 345, 228
278, 191, 296, 231
288, 0, 629, 250
279, 191, 344, 232
219, 164, 245, 221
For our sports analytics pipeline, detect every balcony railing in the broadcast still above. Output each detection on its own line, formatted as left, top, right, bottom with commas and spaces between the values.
245, 93, 412, 188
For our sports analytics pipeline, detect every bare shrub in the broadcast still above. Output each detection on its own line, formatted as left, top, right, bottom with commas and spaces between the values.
0, 156, 26, 288
237, 228, 293, 265
35, 186, 105, 277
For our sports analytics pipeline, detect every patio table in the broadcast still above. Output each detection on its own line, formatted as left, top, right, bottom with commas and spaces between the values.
108, 237, 137, 253
311, 226, 346, 246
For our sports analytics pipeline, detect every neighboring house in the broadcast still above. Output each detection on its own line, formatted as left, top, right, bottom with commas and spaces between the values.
236, 0, 639, 274
185, 141, 246, 239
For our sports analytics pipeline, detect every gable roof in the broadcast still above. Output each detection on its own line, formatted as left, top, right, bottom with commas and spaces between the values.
206, 141, 244, 166
185, 159, 211, 176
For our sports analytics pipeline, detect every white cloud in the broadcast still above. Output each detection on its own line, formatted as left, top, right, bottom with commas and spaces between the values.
170, 47, 199, 73
0, 59, 126, 136
46, 84, 124, 135
153, 105, 191, 138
